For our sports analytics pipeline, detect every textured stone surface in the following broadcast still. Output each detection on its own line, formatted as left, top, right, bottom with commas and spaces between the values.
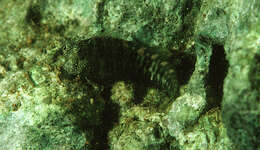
221, 1, 260, 149
1, 0, 259, 149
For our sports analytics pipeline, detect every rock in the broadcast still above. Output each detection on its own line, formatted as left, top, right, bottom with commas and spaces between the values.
222, 1, 260, 149
1, 0, 259, 149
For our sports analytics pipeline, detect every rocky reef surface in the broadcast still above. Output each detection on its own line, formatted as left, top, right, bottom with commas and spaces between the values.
0, 0, 259, 149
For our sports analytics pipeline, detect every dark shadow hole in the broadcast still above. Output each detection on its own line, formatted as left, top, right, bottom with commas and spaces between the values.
25, 5, 42, 27
94, 99, 120, 150
174, 51, 196, 85
206, 44, 229, 109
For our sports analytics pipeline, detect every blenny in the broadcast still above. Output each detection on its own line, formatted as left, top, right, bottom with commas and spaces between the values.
62, 36, 195, 99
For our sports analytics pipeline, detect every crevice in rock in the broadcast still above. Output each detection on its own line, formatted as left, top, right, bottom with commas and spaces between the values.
205, 44, 229, 109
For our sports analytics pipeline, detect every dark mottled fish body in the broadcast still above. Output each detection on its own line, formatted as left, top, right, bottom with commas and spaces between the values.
63, 36, 180, 98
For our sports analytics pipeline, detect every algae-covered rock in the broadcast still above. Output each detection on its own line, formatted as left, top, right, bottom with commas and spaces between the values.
177, 109, 234, 150
102, 0, 184, 47
221, 1, 260, 149
0, 48, 105, 149
195, 0, 230, 44
0, 106, 87, 150
1, 0, 260, 149
166, 93, 206, 137
108, 81, 177, 150
109, 120, 173, 150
